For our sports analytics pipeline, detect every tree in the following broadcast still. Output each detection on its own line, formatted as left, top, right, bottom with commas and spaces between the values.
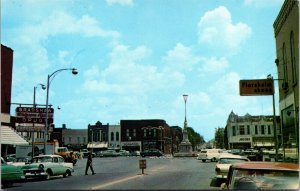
215, 127, 225, 149
187, 127, 205, 150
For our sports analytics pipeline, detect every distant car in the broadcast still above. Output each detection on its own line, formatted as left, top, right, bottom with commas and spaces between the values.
197, 149, 223, 162
97, 150, 120, 157
221, 162, 299, 190
131, 151, 141, 156
22, 155, 74, 180
118, 150, 130, 156
1, 157, 25, 188
140, 150, 163, 157
215, 154, 249, 180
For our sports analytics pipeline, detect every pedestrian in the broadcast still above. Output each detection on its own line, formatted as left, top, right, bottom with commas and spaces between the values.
85, 151, 95, 175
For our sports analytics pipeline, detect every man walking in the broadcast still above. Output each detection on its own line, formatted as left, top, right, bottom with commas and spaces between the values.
85, 152, 95, 175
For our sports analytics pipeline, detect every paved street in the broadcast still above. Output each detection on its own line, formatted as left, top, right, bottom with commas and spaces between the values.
4, 157, 220, 190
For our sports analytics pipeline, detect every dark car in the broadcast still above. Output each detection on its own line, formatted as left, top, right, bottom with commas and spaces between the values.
140, 150, 163, 157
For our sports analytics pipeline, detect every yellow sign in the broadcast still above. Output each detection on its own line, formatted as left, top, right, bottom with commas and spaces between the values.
239, 79, 274, 96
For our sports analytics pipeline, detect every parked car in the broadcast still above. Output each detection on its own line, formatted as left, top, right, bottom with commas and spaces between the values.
118, 150, 130, 156
140, 150, 163, 157
7, 157, 31, 166
215, 154, 249, 181
221, 162, 299, 190
22, 155, 74, 180
197, 149, 223, 162
97, 150, 120, 157
131, 151, 141, 156
80, 149, 96, 158
1, 157, 25, 188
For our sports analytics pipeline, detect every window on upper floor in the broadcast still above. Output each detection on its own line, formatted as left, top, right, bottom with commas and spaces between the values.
290, 31, 297, 85
232, 126, 236, 136
77, 137, 80, 143
261, 125, 265, 135
255, 125, 258, 134
133, 129, 136, 137
69, 137, 72, 143
268, 125, 271, 134
282, 43, 289, 90
239, 125, 245, 135
116, 132, 119, 141
111, 132, 114, 141
247, 125, 250, 134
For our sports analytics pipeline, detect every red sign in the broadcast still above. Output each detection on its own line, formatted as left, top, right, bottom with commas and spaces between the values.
15, 107, 54, 124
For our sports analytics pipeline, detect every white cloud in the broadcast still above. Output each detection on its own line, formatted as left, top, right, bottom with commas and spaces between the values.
198, 6, 252, 54
58, 50, 71, 65
82, 44, 185, 95
106, 0, 134, 6
199, 57, 229, 74
163, 43, 200, 72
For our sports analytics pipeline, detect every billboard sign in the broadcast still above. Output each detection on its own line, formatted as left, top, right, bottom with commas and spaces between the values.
239, 79, 274, 96
15, 107, 54, 124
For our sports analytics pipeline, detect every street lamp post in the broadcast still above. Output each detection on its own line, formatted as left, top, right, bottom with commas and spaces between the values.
32, 84, 46, 161
44, 68, 78, 154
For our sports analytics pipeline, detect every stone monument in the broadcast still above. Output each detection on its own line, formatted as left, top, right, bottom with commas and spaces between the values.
174, 95, 194, 157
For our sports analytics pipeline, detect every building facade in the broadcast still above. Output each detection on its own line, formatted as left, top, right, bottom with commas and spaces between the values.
120, 119, 173, 154
226, 111, 280, 150
87, 121, 109, 151
273, 0, 299, 161
108, 125, 121, 150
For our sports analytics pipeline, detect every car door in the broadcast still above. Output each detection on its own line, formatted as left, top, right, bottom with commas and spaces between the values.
51, 156, 62, 175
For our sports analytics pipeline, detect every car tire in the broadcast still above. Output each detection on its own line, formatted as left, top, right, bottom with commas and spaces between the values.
202, 159, 206, 162
63, 170, 72, 177
44, 170, 51, 180
211, 157, 216, 162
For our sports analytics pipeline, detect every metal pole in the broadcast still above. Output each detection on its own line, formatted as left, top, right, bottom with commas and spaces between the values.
272, 83, 278, 162
44, 75, 50, 155
32, 87, 36, 161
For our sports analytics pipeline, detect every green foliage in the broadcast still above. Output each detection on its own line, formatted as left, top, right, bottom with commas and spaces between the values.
215, 128, 225, 149
186, 127, 205, 150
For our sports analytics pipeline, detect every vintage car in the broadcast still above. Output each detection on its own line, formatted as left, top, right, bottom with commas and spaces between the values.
197, 149, 223, 162
1, 157, 25, 188
221, 162, 299, 190
215, 154, 249, 180
97, 150, 120, 157
22, 155, 74, 180
140, 149, 163, 157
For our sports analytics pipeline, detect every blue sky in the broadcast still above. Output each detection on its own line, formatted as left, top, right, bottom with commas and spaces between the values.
2, 0, 284, 141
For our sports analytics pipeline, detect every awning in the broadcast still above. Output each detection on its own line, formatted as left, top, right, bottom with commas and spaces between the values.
87, 142, 108, 149
1, 126, 29, 145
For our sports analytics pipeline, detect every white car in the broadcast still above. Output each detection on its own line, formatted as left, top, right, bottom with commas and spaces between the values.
215, 154, 249, 180
197, 149, 223, 162
23, 155, 74, 180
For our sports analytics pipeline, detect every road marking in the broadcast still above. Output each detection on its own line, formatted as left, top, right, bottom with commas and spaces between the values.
91, 174, 140, 189
91, 165, 167, 189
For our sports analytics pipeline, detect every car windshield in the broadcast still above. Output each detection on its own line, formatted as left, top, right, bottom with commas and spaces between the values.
32, 157, 53, 163
232, 169, 299, 190
219, 158, 248, 164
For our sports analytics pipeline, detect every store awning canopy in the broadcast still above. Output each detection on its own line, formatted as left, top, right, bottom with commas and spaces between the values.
87, 142, 108, 149
1, 126, 29, 145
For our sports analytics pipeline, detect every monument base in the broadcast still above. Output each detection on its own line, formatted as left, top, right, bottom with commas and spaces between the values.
173, 141, 195, 157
